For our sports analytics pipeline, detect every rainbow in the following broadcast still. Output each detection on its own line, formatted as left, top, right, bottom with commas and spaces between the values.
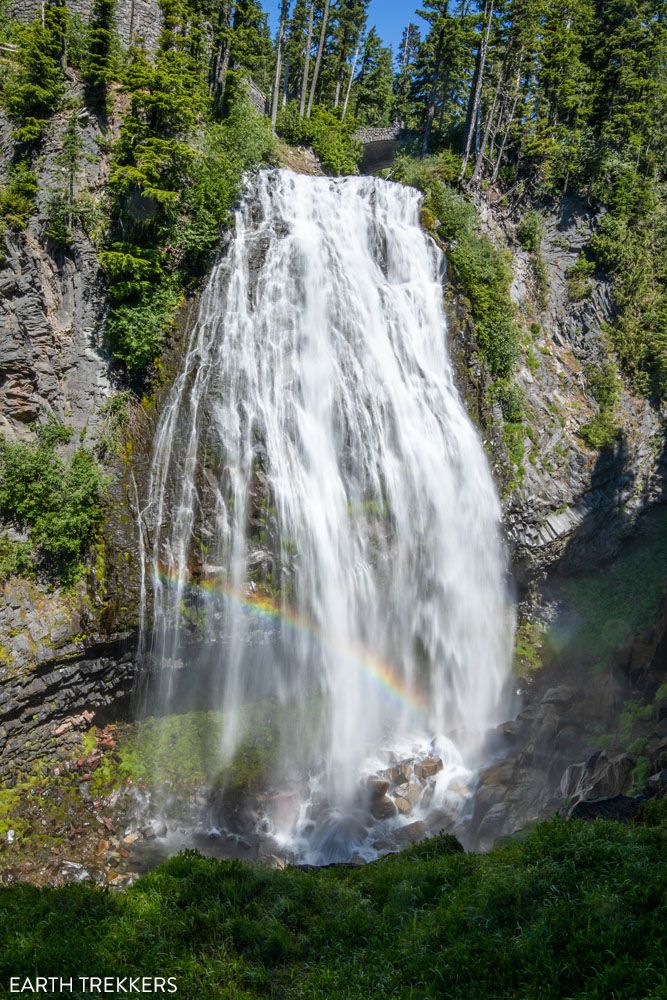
155, 565, 428, 716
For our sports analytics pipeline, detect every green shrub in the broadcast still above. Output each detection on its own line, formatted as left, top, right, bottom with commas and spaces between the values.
0, 532, 34, 581
4, 4, 66, 143
0, 161, 38, 233
104, 276, 181, 375
566, 254, 596, 301
0, 421, 104, 582
103, 84, 275, 378
514, 619, 547, 678
578, 360, 621, 450
517, 209, 544, 252
276, 102, 361, 176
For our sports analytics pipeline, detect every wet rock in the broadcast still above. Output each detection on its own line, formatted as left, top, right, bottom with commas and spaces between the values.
414, 757, 443, 780
424, 808, 454, 835
371, 795, 397, 820
59, 861, 91, 883
377, 764, 404, 786
646, 770, 667, 797
366, 777, 390, 800
261, 791, 301, 833
476, 803, 512, 848
394, 820, 427, 844
394, 796, 411, 815
561, 750, 636, 808
569, 795, 646, 822
541, 685, 577, 708
394, 781, 421, 805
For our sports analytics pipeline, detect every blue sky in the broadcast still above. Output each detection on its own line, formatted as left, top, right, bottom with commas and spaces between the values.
260, 1, 426, 55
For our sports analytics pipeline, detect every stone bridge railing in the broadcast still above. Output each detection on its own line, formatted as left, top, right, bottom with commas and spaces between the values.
353, 126, 404, 144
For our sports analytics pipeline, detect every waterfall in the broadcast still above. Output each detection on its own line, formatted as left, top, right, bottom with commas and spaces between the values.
142, 169, 513, 861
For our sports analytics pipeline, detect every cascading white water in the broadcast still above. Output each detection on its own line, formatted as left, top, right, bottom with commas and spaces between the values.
142, 169, 513, 861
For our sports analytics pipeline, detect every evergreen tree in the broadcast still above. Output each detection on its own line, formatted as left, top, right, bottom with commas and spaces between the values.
327, 0, 369, 109
392, 22, 420, 126
85, 0, 117, 99
353, 26, 393, 126
7, 3, 67, 143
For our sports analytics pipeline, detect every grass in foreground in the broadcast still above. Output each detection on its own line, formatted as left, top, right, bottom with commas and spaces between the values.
0, 811, 665, 999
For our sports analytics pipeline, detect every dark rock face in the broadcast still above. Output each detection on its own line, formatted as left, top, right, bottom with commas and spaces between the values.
0, 634, 137, 779
560, 750, 636, 808
0, 106, 113, 445
569, 795, 646, 822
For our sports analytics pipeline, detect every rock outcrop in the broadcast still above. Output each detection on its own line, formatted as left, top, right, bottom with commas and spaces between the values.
477, 193, 665, 581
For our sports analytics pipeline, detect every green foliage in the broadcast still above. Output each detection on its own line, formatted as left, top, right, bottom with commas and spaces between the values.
0, 161, 37, 234
517, 210, 544, 252
0, 532, 34, 581
578, 359, 621, 450
514, 619, 547, 678
104, 276, 181, 375
589, 176, 667, 398
0, 422, 104, 583
84, 0, 117, 91
276, 102, 361, 176
99, 88, 274, 379
353, 26, 393, 127
566, 253, 596, 301
0, 816, 665, 998
4, 4, 66, 144
44, 110, 89, 246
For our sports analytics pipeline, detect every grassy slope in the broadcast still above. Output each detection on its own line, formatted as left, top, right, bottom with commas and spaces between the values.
1, 815, 665, 999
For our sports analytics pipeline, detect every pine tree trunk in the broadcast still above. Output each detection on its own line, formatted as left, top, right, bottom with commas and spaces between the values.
491, 65, 521, 183
307, 0, 330, 118
471, 59, 504, 187
299, 1, 314, 117
460, 0, 494, 179
211, 2, 235, 108
271, 0, 290, 127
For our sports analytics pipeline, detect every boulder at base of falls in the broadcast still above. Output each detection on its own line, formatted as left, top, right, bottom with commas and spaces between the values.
569, 795, 646, 822
415, 757, 443, 779
394, 821, 428, 844
560, 750, 636, 809
371, 795, 398, 820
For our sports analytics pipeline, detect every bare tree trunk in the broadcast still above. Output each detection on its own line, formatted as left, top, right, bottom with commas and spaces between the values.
341, 44, 359, 120
307, 0, 330, 118
471, 59, 504, 187
271, 0, 290, 127
460, 0, 494, 179
491, 65, 521, 183
299, 1, 314, 117
211, 2, 235, 108
282, 56, 290, 107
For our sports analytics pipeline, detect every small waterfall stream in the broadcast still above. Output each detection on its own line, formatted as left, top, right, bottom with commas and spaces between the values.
141, 169, 513, 863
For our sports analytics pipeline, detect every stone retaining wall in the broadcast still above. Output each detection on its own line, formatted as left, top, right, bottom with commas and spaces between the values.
8, 0, 163, 50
